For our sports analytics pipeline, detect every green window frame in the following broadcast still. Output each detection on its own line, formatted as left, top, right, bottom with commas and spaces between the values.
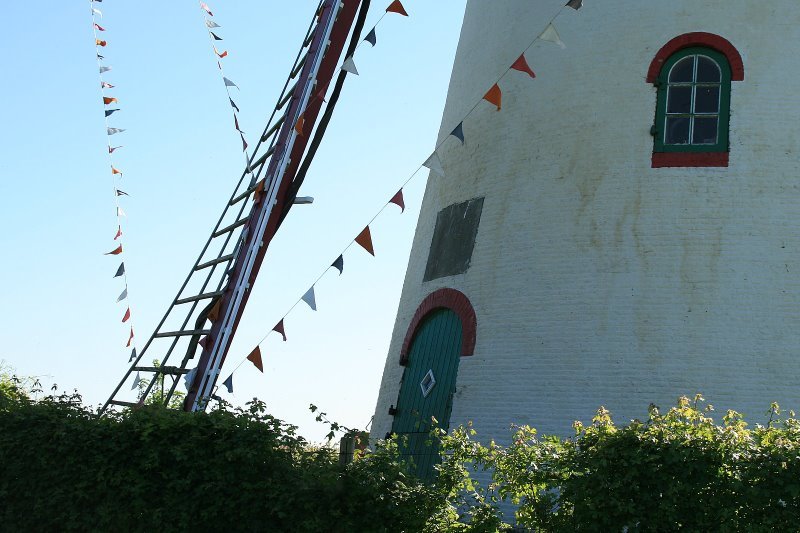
654, 47, 731, 154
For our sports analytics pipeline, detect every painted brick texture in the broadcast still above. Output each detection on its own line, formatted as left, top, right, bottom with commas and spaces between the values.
372, 0, 800, 448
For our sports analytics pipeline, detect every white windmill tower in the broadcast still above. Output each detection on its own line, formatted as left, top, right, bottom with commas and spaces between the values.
371, 0, 800, 475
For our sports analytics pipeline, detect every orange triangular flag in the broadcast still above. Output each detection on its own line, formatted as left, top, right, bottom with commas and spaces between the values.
96, 39, 107, 47
253, 179, 265, 203
355, 226, 375, 256
122, 307, 131, 323
511, 54, 536, 78
103, 97, 118, 105
126, 327, 135, 347
294, 114, 305, 136
112, 166, 122, 175
247, 346, 264, 372
273, 319, 287, 341
207, 298, 222, 322
114, 226, 122, 240
214, 46, 228, 58
386, 0, 408, 16
105, 244, 123, 255
389, 189, 405, 212
483, 83, 502, 111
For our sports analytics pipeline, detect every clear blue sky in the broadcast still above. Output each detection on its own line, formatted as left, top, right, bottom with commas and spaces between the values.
0, 0, 465, 442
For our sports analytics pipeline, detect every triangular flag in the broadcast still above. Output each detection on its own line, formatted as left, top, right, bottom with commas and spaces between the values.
240, 133, 248, 152
223, 77, 239, 89
92, 8, 103, 17
331, 255, 344, 275
199, 335, 210, 349
355, 226, 375, 256
214, 46, 228, 58
210, 31, 223, 41
96, 39, 107, 47
105, 109, 120, 118
200, 2, 213, 16
511, 54, 536, 78
117, 207, 126, 217
566, 0, 583, 9
101, 81, 114, 88
107, 127, 125, 135
422, 152, 445, 177
183, 367, 197, 390
538, 23, 565, 48
114, 226, 122, 240
341, 56, 359, 75
234, 113, 243, 132
97, 54, 105, 60
103, 97, 118, 105
115, 189, 128, 196
301, 286, 317, 311
483, 83, 502, 111
205, 19, 220, 28
273, 319, 287, 341
247, 346, 264, 373
128, 347, 137, 363
126, 327, 135, 347
294, 114, 305, 136
109, 145, 122, 153
131, 371, 141, 390
111, 166, 122, 175
207, 299, 222, 322
222, 374, 233, 393
364, 28, 377, 46
121, 307, 131, 323
229, 97, 240, 112
117, 288, 128, 303
99, 66, 112, 74
114, 262, 125, 277
386, 0, 408, 16
105, 245, 123, 255
389, 189, 405, 212
217, 61, 222, 71
450, 122, 465, 144
94, 23, 105, 31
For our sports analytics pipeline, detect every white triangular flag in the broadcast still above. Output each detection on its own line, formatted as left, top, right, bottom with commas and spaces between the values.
301, 286, 317, 311
107, 127, 125, 135
92, 8, 102, 17
341, 56, 359, 75
538, 23, 565, 48
117, 207, 126, 217
116, 288, 128, 302
422, 152, 445, 177
131, 371, 141, 390
205, 19, 220, 28
223, 77, 239, 89
99, 66, 111, 73
183, 367, 197, 390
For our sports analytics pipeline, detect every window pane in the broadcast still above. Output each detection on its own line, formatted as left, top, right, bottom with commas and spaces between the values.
665, 117, 691, 144
694, 86, 720, 113
693, 117, 718, 144
667, 86, 692, 114
669, 56, 695, 82
696, 56, 721, 82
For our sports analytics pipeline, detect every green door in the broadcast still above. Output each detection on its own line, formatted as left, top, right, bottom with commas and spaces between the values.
391, 308, 463, 480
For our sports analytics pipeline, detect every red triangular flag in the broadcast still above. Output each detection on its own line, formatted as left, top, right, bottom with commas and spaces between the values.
105, 244, 123, 255
294, 114, 305, 136
122, 307, 131, 323
103, 97, 118, 105
483, 83, 502, 111
94, 23, 105, 31
273, 319, 287, 341
114, 226, 122, 240
199, 335, 210, 349
389, 189, 405, 213
109, 145, 122, 153
214, 46, 228, 58
253, 179, 265, 204
386, 0, 408, 16
511, 54, 536, 78
240, 133, 248, 152
234, 113, 242, 132
111, 166, 122, 175
126, 327, 135, 347
247, 346, 264, 373
355, 226, 375, 256
96, 39, 107, 47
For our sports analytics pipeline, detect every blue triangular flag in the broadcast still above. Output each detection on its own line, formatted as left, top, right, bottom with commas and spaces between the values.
331, 255, 344, 275
105, 108, 120, 117
229, 97, 240, 112
114, 262, 125, 278
222, 374, 233, 393
364, 28, 377, 46
128, 347, 137, 362
450, 122, 465, 145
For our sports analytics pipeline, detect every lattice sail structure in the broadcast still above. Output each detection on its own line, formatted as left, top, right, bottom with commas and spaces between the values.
103, 0, 367, 412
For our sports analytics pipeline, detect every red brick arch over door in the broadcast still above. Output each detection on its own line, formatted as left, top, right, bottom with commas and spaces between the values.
399, 288, 477, 366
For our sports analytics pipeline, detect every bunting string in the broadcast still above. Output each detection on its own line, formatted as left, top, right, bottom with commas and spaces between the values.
198, 0, 584, 395
91, 0, 138, 356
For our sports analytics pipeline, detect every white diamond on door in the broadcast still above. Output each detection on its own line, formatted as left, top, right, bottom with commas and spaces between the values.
420, 369, 436, 397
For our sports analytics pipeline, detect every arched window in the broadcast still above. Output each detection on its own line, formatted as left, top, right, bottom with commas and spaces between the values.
655, 48, 731, 154
647, 33, 744, 168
